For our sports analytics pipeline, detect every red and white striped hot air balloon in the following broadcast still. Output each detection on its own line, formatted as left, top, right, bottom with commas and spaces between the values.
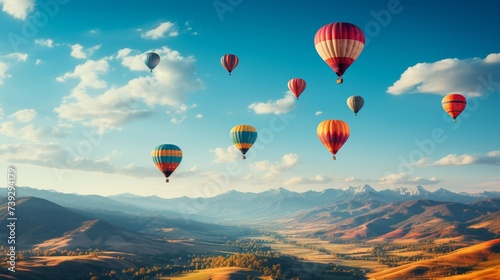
314, 22, 365, 84
288, 78, 306, 100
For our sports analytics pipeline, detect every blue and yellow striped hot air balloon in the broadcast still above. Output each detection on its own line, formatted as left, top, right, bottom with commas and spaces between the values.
230, 125, 257, 159
151, 144, 182, 182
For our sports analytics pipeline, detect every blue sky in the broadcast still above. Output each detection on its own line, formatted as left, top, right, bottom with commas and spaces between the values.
0, 0, 499, 198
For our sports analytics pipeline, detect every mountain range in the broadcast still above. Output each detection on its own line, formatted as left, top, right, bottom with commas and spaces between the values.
5, 185, 499, 223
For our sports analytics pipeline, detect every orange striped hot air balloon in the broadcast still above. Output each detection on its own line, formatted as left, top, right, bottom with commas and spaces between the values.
442, 94, 467, 122
317, 120, 350, 160
314, 22, 365, 84
288, 78, 307, 100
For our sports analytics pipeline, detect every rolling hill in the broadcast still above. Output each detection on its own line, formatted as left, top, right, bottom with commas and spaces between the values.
367, 238, 500, 279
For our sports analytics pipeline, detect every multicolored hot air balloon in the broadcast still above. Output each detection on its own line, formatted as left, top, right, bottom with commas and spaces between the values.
144, 52, 160, 72
288, 78, 307, 100
347, 95, 364, 116
314, 22, 365, 84
230, 124, 257, 159
442, 93, 467, 122
151, 144, 182, 182
221, 54, 239, 75
317, 120, 350, 160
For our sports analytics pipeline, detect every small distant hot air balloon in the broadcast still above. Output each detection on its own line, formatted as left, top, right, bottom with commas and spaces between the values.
347, 95, 364, 116
144, 52, 160, 72
151, 144, 182, 182
317, 120, 350, 160
221, 54, 239, 75
288, 78, 307, 100
314, 22, 365, 84
442, 94, 467, 122
230, 124, 257, 159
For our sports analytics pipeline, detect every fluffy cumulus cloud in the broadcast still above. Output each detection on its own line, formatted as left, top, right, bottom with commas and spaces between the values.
248, 92, 296, 115
0, 0, 34, 20
70, 44, 101, 59
54, 47, 205, 132
0, 142, 115, 173
379, 173, 439, 185
284, 175, 332, 186
0, 52, 28, 84
11, 108, 37, 122
422, 151, 500, 166
253, 154, 300, 178
387, 53, 500, 97
141, 21, 178, 39
211, 146, 241, 163
35, 38, 54, 48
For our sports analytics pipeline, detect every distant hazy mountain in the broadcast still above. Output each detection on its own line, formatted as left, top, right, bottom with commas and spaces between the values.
4, 185, 499, 223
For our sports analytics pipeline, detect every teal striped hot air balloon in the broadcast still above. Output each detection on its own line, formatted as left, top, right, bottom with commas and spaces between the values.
144, 52, 160, 72
230, 125, 257, 159
151, 144, 182, 182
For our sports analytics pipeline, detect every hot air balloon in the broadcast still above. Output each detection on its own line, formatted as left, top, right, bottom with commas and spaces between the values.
288, 78, 307, 100
317, 120, 350, 160
442, 94, 467, 122
230, 124, 257, 159
347, 95, 364, 116
314, 22, 365, 84
144, 52, 160, 72
151, 144, 182, 182
221, 54, 239, 75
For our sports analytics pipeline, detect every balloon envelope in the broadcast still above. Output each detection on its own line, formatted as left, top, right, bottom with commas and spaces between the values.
347, 95, 364, 116
314, 22, 365, 83
144, 52, 160, 72
151, 144, 182, 182
442, 94, 467, 122
317, 120, 350, 160
221, 54, 239, 75
230, 124, 257, 159
288, 78, 307, 100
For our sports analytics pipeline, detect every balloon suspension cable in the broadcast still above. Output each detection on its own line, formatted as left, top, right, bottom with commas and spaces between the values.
166, 178, 169, 183
332, 155, 336, 160
242, 155, 246, 160
229, 72, 232, 76
337, 77, 343, 84
355, 113, 358, 116
453, 118, 456, 122
150, 69, 153, 73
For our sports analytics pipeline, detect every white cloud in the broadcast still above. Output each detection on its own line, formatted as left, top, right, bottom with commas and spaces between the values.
35, 38, 54, 48
284, 175, 332, 186
0, 107, 3, 119
253, 154, 300, 178
55, 47, 205, 132
0, 0, 34, 20
5, 52, 28, 62
70, 44, 101, 59
387, 53, 500, 97
196, 113, 203, 119
343, 176, 356, 183
35, 59, 42, 65
0, 61, 10, 84
11, 108, 37, 122
0, 142, 114, 173
424, 151, 500, 166
56, 59, 109, 95
211, 146, 241, 163
0, 120, 61, 142
379, 173, 439, 185
141, 22, 178, 40
315, 111, 323, 116
248, 92, 296, 115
